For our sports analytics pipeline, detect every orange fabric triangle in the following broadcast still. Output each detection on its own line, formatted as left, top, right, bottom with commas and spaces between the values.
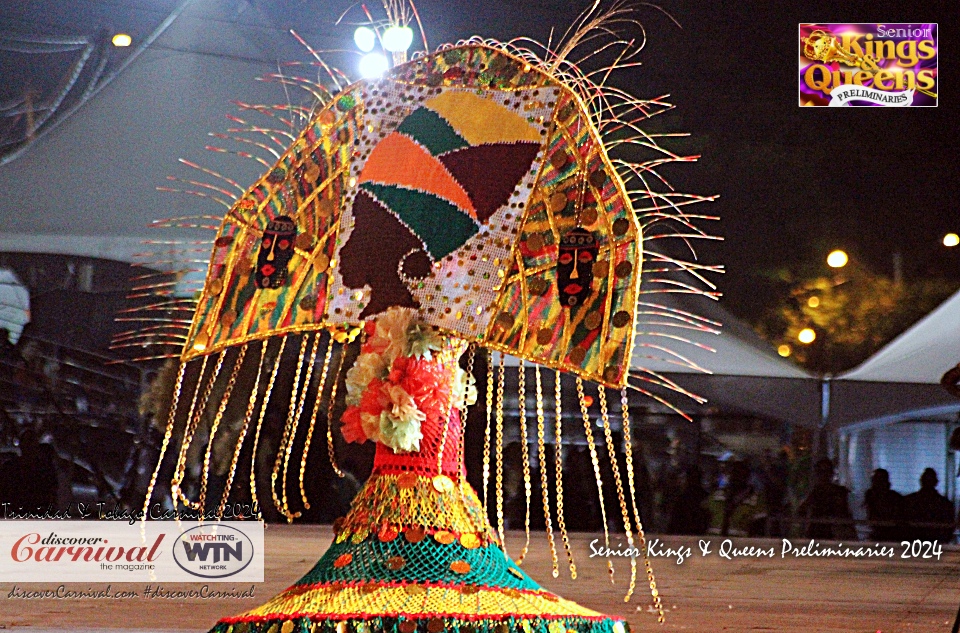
359, 132, 476, 218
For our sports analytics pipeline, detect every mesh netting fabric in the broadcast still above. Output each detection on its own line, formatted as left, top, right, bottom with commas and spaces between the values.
212, 614, 625, 633
373, 408, 463, 477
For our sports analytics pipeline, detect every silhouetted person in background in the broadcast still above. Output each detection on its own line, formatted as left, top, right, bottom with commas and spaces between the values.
903, 468, 955, 543
0, 426, 59, 514
668, 465, 709, 535
798, 458, 854, 540
864, 468, 904, 542
705, 460, 766, 537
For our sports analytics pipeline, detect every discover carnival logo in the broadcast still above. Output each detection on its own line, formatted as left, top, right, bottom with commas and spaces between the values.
172, 524, 254, 579
0, 521, 263, 582
799, 23, 937, 107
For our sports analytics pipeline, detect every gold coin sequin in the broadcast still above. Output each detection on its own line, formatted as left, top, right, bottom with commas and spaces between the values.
612, 217, 630, 236
580, 207, 598, 226
313, 253, 330, 274
569, 347, 586, 365
299, 296, 317, 311
220, 309, 237, 328
525, 233, 544, 251
460, 584, 480, 595
317, 197, 335, 217
584, 312, 602, 331
397, 472, 418, 489
536, 328, 553, 345
433, 530, 456, 545
208, 279, 223, 296
549, 192, 567, 212
592, 260, 608, 277
450, 560, 471, 574
612, 310, 631, 328
549, 150, 569, 169
615, 261, 633, 278
398, 622, 417, 633
604, 366, 621, 383
333, 553, 352, 568
378, 526, 399, 542
427, 618, 445, 633
319, 110, 336, 125
432, 474, 454, 493
589, 170, 607, 187
281, 622, 294, 633
528, 278, 548, 296
459, 533, 481, 549
404, 526, 426, 543
385, 555, 406, 570
404, 584, 427, 595
495, 313, 515, 330
295, 233, 313, 250
235, 256, 253, 275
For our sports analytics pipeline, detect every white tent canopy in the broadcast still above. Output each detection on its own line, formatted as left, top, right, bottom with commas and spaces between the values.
831, 288, 960, 428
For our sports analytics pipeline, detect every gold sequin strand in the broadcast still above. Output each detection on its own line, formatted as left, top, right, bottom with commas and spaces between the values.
325, 347, 346, 478
174, 352, 225, 510
554, 370, 576, 579
515, 359, 532, 566
170, 354, 209, 508
218, 341, 269, 518
250, 336, 288, 517
198, 344, 249, 514
494, 352, 507, 551
482, 349, 494, 514
300, 336, 334, 509
272, 333, 311, 521
599, 386, 637, 602
534, 366, 559, 577
281, 332, 322, 519
142, 360, 186, 522
457, 345, 482, 533
622, 387, 664, 623
576, 376, 614, 583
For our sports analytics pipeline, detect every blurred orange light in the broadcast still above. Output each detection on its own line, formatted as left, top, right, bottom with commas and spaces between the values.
798, 328, 816, 344
112, 33, 132, 47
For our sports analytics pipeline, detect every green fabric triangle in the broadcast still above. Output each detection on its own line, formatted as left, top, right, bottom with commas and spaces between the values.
360, 183, 478, 261
396, 107, 469, 156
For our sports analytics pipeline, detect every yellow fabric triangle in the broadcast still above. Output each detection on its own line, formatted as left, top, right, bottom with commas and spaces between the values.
423, 90, 541, 146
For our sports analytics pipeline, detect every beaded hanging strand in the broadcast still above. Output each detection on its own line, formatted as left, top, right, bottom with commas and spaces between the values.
174, 352, 225, 509
198, 343, 249, 514
217, 340, 269, 517
622, 386, 664, 622
534, 366, 559, 578
170, 354, 209, 508
576, 375, 615, 583
555, 370, 576, 579
272, 333, 311, 521
495, 351, 507, 550
599, 386, 637, 602
142, 360, 186, 521
482, 348, 494, 515
249, 336, 288, 517
300, 336, 334, 508
325, 346, 346, 479
280, 332, 322, 520
515, 358, 532, 566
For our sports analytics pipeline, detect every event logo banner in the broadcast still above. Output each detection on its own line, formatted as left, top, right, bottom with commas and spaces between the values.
799, 23, 938, 107
0, 521, 263, 582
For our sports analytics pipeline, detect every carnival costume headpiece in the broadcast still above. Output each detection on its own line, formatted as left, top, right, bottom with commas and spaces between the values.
124, 3, 718, 632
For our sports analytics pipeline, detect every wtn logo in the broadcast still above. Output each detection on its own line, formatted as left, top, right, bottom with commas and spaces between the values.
180, 541, 243, 563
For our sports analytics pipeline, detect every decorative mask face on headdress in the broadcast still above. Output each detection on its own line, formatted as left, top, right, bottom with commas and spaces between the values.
557, 227, 597, 308
255, 215, 297, 289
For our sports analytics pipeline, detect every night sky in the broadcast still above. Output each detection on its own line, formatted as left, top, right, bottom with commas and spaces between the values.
2, 0, 957, 323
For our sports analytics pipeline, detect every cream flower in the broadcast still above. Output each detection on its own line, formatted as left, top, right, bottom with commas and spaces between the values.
344, 352, 387, 406
407, 322, 443, 359
378, 411, 423, 452
360, 412, 382, 443
384, 384, 426, 425
375, 306, 415, 362
452, 367, 478, 410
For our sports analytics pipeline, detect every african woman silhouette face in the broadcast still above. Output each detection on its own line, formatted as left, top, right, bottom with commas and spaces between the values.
255, 216, 297, 289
